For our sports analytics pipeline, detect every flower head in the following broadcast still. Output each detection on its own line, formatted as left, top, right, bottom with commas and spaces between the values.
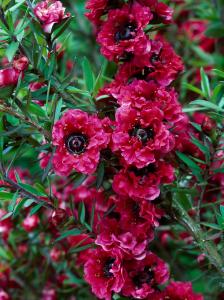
113, 160, 174, 201
34, 0, 70, 33
112, 105, 175, 168
163, 281, 204, 300
52, 109, 110, 175
84, 247, 125, 300
115, 38, 184, 86
97, 3, 152, 61
122, 252, 169, 299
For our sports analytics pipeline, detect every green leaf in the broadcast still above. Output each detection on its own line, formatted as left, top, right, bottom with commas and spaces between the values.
0, 191, 14, 200
183, 83, 204, 96
0, 212, 13, 221
200, 68, 211, 99
79, 202, 85, 225
30, 203, 43, 216
220, 205, 224, 217
8, 190, 19, 212
0, 85, 14, 99
212, 84, 224, 102
66, 86, 90, 96
93, 60, 107, 96
212, 69, 224, 79
54, 98, 63, 122
201, 222, 221, 230
5, 41, 19, 62
0, 247, 12, 260
64, 271, 84, 285
28, 102, 47, 118
190, 100, 223, 112
191, 45, 214, 65
216, 214, 224, 229
52, 17, 73, 41
8, 0, 26, 12
13, 198, 26, 216
96, 162, 104, 189
73, 174, 87, 188
19, 183, 46, 197
176, 192, 192, 211
176, 151, 202, 181
90, 202, 95, 231
69, 243, 93, 253
213, 168, 224, 174
190, 135, 210, 160
82, 57, 95, 92
55, 228, 81, 242
205, 22, 224, 38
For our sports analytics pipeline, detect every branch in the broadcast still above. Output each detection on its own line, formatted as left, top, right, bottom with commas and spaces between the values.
173, 197, 224, 277
0, 103, 51, 140
1, 175, 54, 210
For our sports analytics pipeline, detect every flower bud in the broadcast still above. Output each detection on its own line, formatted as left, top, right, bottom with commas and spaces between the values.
22, 215, 40, 232
51, 208, 66, 227
34, 0, 70, 33
13, 56, 29, 71
202, 116, 216, 134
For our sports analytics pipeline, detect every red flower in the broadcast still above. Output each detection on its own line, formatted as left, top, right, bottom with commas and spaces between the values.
85, 0, 123, 26
34, 0, 70, 33
50, 246, 65, 262
52, 109, 110, 175
84, 247, 125, 300
97, 3, 152, 61
95, 196, 162, 259
113, 195, 162, 232
0, 210, 13, 241
42, 286, 57, 300
112, 105, 175, 168
163, 281, 204, 300
115, 38, 184, 86
39, 152, 51, 169
96, 218, 149, 260
0, 69, 19, 88
138, 0, 173, 24
12, 56, 29, 71
22, 215, 40, 232
0, 290, 10, 300
29, 82, 47, 106
122, 252, 169, 299
181, 20, 215, 53
0, 56, 28, 89
67, 233, 93, 265
111, 79, 188, 133
113, 160, 174, 201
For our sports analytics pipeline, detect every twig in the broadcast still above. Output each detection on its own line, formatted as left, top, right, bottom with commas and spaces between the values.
173, 197, 224, 277
0, 104, 51, 140
1, 175, 54, 210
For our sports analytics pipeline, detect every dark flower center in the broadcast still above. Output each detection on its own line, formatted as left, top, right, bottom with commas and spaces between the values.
119, 51, 134, 62
133, 268, 154, 288
129, 164, 157, 177
65, 133, 88, 155
103, 258, 116, 278
115, 22, 137, 42
106, 0, 123, 10
130, 125, 154, 144
151, 53, 160, 65
134, 67, 155, 81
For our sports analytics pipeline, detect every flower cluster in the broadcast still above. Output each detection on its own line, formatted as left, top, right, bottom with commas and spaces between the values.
44, 0, 206, 299
1, 0, 223, 298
